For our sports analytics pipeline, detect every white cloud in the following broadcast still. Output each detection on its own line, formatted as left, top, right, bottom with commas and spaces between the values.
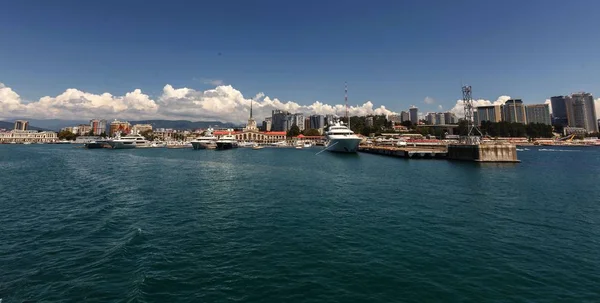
0, 82, 396, 123
437, 105, 443, 110
449, 95, 512, 118
424, 96, 435, 104
203, 79, 224, 86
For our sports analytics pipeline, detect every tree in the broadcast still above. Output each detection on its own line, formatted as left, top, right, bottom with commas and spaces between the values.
400, 120, 413, 128
87, 130, 95, 136
140, 129, 155, 141
303, 128, 321, 136
58, 130, 77, 141
287, 125, 300, 137
99, 132, 108, 138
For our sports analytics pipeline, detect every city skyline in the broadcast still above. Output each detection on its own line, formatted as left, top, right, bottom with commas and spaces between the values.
2, 1, 600, 122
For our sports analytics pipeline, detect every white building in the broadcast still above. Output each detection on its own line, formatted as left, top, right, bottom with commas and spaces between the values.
0, 130, 58, 143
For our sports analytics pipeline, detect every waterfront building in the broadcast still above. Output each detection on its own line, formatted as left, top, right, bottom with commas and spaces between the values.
563, 127, 588, 136
400, 111, 410, 122
550, 96, 568, 126
0, 130, 57, 143
75, 124, 92, 135
14, 120, 28, 131
502, 99, 527, 123
409, 107, 419, 124
132, 124, 153, 134
366, 116, 374, 127
216, 102, 286, 143
565, 92, 598, 133
304, 117, 310, 131
90, 119, 107, 135
109, 120, 131, 136
476, 105, 502, 125
525, 104, 551, 125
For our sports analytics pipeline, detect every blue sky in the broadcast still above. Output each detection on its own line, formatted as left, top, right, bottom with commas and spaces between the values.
1, 0, 599, 116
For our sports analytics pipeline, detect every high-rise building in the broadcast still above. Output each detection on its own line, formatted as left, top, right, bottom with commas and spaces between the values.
309, 115, 325, 130
425, 113, 435, 125
388, 114, 401, 124
400, 111, 410, 122
324, 114, 335, 126
262, 117, 272, 132
271, 110, 290, 131
292, 113, 305, 132
476, 105, 502, 125
409, 107, 419, 124
502, 99, 527, 123
550, 96, 568, 126
90, 119, 107, 135
436, 113, 445, 125
565, 92, 598, 133
14, 120, 28, 131
366, 116, 374, 127
525, 104, 551, 125
109, 120, 131, 136
444, 112, 457, 124
75, 124, 92, 135
304, 117, 311, 131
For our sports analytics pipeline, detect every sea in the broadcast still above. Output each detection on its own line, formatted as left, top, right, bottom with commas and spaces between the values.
1, 145, 599, 302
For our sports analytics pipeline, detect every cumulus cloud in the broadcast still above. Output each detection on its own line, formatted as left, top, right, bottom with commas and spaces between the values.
449, 95, 512, 118
437, 105, 443, 110
0, 82, 396, 123
424, 96, 435, 104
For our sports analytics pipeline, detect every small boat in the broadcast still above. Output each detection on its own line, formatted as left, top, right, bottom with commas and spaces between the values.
85, 140, 110, 149
303, 142, 312, 148
295, 146, 302, 149
252, 145, 264, 150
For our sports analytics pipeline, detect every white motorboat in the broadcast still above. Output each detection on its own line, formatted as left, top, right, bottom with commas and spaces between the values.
216, 129, 239, 150
107, 134, 150, 149
190, 128, 218, 150
324, 120, 362, 153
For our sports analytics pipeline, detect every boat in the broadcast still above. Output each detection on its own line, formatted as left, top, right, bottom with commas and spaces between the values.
190, 128, 218, 150
23, 142, 32, 145
324, 120, 362, 153
252, 144, 263, 150
107, 134, 150, 149
56, 140, 72, 144
216, 129, 238, 150
303, 142, 312, 148
295, 146, 303, 149
85, 140, 110, 149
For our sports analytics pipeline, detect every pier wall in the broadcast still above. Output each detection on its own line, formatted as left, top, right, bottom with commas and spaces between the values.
447, 143, 519, 162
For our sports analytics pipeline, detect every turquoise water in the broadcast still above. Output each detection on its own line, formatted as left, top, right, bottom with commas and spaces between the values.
1, 145, 600, 302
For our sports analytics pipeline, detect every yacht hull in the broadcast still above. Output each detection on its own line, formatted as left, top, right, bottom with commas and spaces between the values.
216, 142, 237, 150
191, 141, 216, 150
108, 141, 136, 149
326, 138, 362, 153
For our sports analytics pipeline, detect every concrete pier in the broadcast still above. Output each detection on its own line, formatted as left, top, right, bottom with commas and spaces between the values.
358, 142, 519, 163
447, 143, 520, 162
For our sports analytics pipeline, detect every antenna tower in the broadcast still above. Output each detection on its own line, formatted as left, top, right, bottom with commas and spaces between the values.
462, 85, 482, 144
345, 82, 350, 128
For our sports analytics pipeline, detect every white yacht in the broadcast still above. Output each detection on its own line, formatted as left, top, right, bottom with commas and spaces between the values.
190, 128, 218, 150
324, 120, 362, 153
107, 134, 150, 149
216, 129, 239, 150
